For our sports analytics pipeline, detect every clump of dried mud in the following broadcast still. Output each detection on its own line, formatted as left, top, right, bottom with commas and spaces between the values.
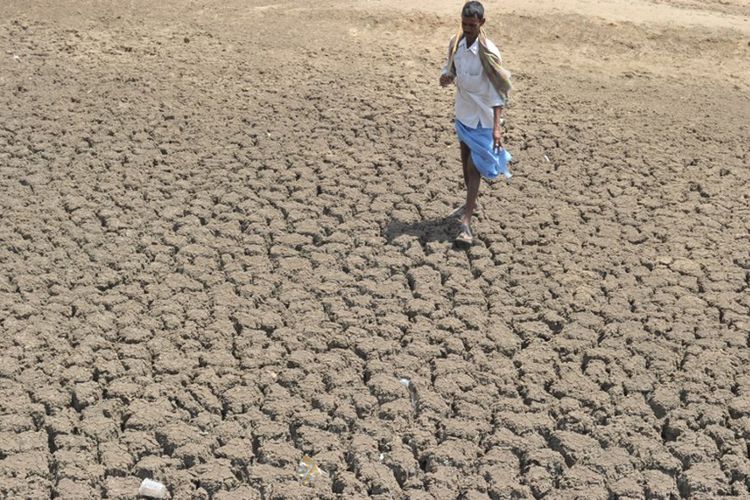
0, 0, 748, 498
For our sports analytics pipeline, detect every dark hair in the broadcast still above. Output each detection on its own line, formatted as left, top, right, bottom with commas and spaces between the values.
462, 1, 484, 19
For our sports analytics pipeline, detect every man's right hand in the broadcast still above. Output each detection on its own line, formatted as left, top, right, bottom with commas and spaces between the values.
439, 74, 455, 87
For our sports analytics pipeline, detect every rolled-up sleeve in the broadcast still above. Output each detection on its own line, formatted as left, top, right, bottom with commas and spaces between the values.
487, 81, 505, 108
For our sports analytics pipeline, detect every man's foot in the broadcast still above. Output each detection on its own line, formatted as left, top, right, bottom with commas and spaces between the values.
448, 204, 465, 219
455, 223, 473, 245
448, 203, 481, 219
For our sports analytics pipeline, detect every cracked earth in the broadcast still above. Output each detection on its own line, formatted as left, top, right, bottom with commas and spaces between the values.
0, 0, 749, 498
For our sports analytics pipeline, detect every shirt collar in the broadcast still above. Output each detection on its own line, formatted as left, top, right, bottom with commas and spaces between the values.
460, 36, 479, 54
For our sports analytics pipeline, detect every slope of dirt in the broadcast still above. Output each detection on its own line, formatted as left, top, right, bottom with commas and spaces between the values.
0, 0, 749, 498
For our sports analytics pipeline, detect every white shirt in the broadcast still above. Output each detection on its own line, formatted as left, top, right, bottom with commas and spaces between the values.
442, 37, 505, 129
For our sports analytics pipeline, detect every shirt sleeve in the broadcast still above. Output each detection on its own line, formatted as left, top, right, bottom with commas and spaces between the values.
486, 80, 506, 108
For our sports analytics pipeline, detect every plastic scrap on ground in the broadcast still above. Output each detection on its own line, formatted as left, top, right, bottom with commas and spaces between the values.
398, 377, 418, 412
297, 455, 326, 485
139, 478, 168, 499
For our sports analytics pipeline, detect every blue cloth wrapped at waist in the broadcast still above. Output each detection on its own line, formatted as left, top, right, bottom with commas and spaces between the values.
455, 120, 512, 180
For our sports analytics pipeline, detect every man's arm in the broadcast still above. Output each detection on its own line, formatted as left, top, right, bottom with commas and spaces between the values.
487, 42, 506, 150
439, 38, 457, 87
493, 105, 504, 150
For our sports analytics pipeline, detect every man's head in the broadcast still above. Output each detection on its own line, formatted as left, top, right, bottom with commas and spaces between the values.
461, 1, 485, 39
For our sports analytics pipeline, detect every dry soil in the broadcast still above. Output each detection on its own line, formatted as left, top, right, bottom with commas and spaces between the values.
1, 0, 749, 498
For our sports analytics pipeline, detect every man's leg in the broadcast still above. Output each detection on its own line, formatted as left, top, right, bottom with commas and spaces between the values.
453, 142, 482, 224
450, 142, 471, 219
462, 153, 481, 229
459, 141, 470, 189
455, 142, 480, 243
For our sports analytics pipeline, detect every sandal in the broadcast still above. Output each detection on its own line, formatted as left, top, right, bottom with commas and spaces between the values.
455, 223, 473, 245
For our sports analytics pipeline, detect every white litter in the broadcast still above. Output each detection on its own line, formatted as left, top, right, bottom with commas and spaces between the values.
544, 154, 550, 162
297, 455, 326, 485
398, 378, 418, 412
139, 478, 167, 499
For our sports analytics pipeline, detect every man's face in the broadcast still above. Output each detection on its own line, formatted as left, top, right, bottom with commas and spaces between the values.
461, 16, 484, 38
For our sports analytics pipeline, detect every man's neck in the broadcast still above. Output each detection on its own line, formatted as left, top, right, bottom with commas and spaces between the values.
464, 34, 478, 48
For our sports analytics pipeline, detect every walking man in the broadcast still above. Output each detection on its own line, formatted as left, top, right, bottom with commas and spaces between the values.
440, 1, 512, 245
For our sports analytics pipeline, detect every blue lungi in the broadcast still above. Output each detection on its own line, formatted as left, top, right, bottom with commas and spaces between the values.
455, 120, 512, 180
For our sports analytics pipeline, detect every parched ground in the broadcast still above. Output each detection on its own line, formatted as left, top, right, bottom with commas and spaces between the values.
1, 0, 749, 498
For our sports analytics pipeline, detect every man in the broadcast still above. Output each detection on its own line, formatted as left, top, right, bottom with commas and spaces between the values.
440, 1, 512, 245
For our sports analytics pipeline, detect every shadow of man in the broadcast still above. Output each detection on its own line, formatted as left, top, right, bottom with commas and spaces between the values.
383, 217, 456, 244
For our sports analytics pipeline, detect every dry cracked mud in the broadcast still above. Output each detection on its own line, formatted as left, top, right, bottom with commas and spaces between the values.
0, 0, 749, 498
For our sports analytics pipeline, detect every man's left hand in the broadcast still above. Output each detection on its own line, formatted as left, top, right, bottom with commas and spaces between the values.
493, 128, 504, 151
